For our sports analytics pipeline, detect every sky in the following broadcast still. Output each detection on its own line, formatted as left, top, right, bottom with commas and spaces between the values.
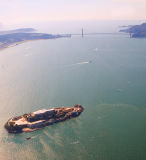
0, 0, 146, 24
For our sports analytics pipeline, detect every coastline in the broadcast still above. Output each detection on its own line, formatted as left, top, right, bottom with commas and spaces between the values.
0, 38, 59, 51
0, 40, 39, 51
0, 34, 71, 51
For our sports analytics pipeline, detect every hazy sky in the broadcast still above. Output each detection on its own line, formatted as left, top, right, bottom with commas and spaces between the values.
0, 0, 146, 24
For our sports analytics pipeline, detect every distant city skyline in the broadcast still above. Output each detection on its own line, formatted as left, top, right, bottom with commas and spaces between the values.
0, 0, 146, 24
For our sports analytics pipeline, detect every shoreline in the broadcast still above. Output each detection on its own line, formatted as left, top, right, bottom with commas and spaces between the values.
0, 38, 58, 51
0, 35, 71, 51
0, 40, 41, 51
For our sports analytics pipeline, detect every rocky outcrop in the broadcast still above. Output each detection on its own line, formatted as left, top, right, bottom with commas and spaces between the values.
5, 104, 84, 133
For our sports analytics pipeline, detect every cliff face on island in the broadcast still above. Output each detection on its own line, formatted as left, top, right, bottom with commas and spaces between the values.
120, 23, 146, 38
5, 104, 84, 133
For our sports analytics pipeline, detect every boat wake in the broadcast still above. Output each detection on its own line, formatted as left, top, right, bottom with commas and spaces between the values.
71, 141, 80, 145
25, 135, 38, 140
94, 48, 99, 52
76, 62, 89, 65
25, 47, 31, 50
68, 61, 90, 67
24, 53, 32, 57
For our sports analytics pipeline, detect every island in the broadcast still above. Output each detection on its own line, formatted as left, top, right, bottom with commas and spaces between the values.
5, 104, 84, 133
120, 22, 146, 38
0, 28, 71, 50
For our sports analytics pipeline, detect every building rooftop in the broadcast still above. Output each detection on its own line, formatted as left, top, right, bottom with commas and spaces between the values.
33, 108, 54, 115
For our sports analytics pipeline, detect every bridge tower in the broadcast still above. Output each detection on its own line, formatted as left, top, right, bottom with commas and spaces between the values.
82, 28, 84, 37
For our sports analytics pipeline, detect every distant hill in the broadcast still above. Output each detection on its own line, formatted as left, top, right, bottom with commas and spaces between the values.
0, 28, 36, 35
120, 23, 146, 38
0, 33, 65, 43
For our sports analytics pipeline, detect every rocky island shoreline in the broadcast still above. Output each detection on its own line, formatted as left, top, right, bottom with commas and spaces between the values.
5, 104, 84, 133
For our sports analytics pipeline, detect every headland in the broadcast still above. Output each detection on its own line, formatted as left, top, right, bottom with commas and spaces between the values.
120, 22, 146, 38
0, 28, 71, 50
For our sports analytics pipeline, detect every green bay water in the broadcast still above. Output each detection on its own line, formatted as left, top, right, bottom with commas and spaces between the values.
0, 29, 146, 159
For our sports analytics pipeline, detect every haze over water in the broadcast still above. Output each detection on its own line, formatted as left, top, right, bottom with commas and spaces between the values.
0, 21, 146, 160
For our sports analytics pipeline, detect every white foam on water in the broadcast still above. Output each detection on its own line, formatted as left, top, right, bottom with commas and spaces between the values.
25, 47, 31, 50
71, 141, 80, 145
94, 48, 99, 52
68, 61, 89, 66
24, 53, 32, 57
76, 62, 89, 65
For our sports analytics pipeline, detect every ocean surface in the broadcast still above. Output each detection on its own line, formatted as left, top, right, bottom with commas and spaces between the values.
0, 21, 146, 160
